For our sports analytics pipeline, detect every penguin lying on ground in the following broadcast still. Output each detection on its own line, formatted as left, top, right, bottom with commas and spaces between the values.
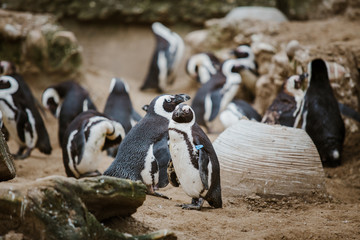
186, 52, 221, 85
191, 59, 242, 132
262, 73, 308, 127
220, 99, 262, 128
301, 58, 345, 167
168, 103, 222, 210
140, 22, 184, 93
42, 80, 97, 145
0, 75, 52, 159
104, 94, 190, 198
62, 110, 125, 178
103, 77, 142, 157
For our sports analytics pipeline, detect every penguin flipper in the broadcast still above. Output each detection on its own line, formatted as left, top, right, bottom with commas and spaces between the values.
198, 147, 209, 190
153, 135, 171, 188
167, 159, 180, 187
208, 91, 222, 122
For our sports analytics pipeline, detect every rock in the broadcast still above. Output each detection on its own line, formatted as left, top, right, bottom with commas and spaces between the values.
0, 131, 16, 182
224, 6, 288, 23
0, 176, 163, 239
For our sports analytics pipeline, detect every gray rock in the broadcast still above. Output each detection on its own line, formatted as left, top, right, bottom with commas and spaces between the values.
224, 6, 288, 23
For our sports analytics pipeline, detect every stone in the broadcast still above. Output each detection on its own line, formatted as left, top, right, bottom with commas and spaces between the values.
224, 6, 288, 23
0, 131, 16, 182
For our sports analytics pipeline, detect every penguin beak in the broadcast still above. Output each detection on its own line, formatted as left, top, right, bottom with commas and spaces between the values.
174, 94, 190, 104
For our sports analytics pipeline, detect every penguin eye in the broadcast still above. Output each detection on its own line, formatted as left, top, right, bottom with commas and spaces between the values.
165, 97, 172, 103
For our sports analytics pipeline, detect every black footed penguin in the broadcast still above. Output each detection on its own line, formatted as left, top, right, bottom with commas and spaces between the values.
104, 94, 190, 197
168, 104, 222, 210
103, 77, 142, 157
62, 110, 125, 178
140, 22, 184, 93
42, 80, 97, 145
191, 59, 242, 132
220, 99, 261, 128
262, 73, 307, 127
302, 59, 345, 167
0, 75, 52, 159
186, 52, 221, 85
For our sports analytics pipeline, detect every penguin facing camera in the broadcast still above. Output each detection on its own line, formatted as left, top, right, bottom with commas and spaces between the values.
62, 110, 125, 178
301, 58, 345, 167
191, 59, 242, 133
140, 22, 184, 93
103, 77, 142, 157
186, 52, 221, 85
168, 103, 222, 210
220, 99, 262, 128
42, 80, 97, 145
104, 94, 191, 198
262, 73, 308, 127
0, 75, 52, 159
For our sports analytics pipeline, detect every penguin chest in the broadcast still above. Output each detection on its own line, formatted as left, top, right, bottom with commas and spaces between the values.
140, 144, 159, 186
169, 131, 206, 198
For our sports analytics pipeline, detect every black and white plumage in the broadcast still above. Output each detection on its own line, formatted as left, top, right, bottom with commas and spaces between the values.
62, 110, 125, 178
186, 52, 221, 84
104, 94, 190, 197
42, 80, 97, 145
103, 77, 142, 157
140, 22, 184, 93
262, 73, 307, 127
301, 59, 345, 167
191, 59, 242, 132
168, 104, 222, 210
220, 99, 261, 128
0, 75, 52, 159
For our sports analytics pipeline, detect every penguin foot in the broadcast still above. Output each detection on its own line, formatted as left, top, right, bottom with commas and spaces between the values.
79, 170, 101, 178
149, 191, 171, 200
13, 147, 32, 160
176, 198, 204, 210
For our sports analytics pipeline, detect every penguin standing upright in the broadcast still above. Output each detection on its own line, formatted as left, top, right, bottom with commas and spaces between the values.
262, 73, 307, 127
186, 52, 221, 85
62, 110, 125, 178
168, 104, 222, 210
220, 99, 261, 128
140, 22, 184, 93
0, 75, 52, 159
191, 59, 242, 132
104, 94, 190, 197
301, 59, 345, 167
103, 77, 142, 157
42, 80, 97, 145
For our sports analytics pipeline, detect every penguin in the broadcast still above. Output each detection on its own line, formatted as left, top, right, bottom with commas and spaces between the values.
220, 99, 262, 128
191, 59, 242, 132
301, 58, 345, 167
0, 75, 52, 159
42, 80, 97, 145
62, 110, 125, 178
103, 77, 142, 157
168, 103, 222, 210
231, 45, 259, 99
104, 94, 190, 197
262, 73, 308, 127
140, 22, 185, 93
185, 52, 221, 84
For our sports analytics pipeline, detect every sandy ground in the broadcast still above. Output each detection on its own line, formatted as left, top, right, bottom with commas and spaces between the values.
4, 17, 360, 239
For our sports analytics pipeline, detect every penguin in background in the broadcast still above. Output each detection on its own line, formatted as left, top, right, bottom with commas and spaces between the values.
168, 104, 222, 210
42, 80, 97, 145
191, 59, 242, 133
301, 58, 345, 167
140, 22, 185, 93
220, 99, 262, 129
104, 94, 190, 198
185, 52, 221, 85
103, 77, 142, 157
62, 110, 125, 178
0, 61, 17, 76
0, 75, 52, 159
262, 73, 308, 127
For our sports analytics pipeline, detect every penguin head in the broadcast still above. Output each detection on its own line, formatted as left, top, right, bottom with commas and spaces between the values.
109, 77, 129, 95
232, 45, 255, 61
307, 58, 329, 87
0, 75, 19, 96
221, 59, 243, 85
284, 73, 308, 95
150, 94, 191, 119
172, 104, 195, 125
0, 61, 16, 75
42, 87, 60, 118
186, 53, 219, 84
